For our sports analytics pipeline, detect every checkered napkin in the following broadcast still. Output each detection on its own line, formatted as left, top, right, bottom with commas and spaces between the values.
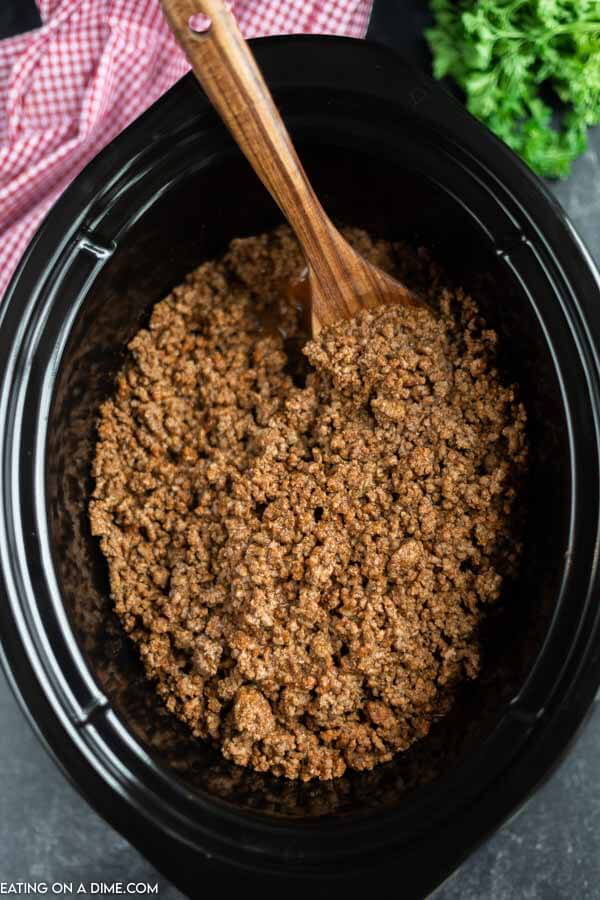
0, 0, 372, 299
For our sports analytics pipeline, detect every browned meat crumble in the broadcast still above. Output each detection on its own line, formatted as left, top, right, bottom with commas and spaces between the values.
90, 226, 527, 781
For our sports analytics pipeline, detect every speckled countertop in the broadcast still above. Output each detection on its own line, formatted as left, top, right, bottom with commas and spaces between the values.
1, 3, 599, 898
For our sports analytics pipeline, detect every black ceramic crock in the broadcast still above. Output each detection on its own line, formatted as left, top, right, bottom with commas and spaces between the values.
1, 36, 600, 899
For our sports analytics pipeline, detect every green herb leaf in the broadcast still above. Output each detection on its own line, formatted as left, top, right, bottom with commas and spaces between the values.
426, 0, 600, 178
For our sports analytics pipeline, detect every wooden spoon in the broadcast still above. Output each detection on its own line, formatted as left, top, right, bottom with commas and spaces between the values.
160, 0, 421, 336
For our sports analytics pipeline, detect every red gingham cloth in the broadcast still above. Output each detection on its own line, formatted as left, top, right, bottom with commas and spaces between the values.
0, 0, 372, 299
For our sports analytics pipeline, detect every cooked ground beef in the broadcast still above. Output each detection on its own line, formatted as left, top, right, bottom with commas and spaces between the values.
89, 226, 527, 781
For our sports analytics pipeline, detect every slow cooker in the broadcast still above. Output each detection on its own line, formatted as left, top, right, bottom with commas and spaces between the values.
1, 36, 600, 898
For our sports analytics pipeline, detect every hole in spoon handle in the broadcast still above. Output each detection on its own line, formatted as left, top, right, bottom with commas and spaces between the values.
188, 13, 211, 34
187, 2, 235, 37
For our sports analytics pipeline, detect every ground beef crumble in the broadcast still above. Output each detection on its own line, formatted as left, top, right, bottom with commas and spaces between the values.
89, 226, 527, 782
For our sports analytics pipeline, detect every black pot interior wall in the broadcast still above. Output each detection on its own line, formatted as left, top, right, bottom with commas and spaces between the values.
46, 144, 570, 818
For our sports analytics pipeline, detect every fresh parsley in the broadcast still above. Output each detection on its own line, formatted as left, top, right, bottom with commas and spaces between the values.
426, 0, 600, 178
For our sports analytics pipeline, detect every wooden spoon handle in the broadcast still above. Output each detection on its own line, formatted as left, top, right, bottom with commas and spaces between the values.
160, 0, 339, 263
